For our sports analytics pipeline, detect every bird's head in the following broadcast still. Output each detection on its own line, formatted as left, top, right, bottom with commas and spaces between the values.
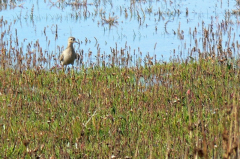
68, 37, 79, 44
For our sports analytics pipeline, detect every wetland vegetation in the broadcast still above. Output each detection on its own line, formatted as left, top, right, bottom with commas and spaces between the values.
0, 0, 240, 158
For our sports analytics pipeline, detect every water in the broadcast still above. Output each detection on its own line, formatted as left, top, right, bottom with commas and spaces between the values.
0, 0, 239, 69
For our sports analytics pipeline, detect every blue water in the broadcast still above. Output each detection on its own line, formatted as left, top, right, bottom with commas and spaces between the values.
0, 0, 239, 68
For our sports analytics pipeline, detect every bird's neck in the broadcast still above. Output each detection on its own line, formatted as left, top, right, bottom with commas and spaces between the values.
67, 43, 73, 48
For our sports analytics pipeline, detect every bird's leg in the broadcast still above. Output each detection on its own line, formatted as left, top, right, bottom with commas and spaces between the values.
62, 65, 65, 72
67, 66, 71, 73
71, 65, 75, 75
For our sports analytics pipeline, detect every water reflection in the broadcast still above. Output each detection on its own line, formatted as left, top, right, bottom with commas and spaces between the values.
0, 0, 239, 69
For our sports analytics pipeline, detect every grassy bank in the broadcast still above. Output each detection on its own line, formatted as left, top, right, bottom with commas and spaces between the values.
0, 57, 239, 158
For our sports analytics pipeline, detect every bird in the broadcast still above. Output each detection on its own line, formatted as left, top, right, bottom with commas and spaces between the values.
59, 37, 79, 66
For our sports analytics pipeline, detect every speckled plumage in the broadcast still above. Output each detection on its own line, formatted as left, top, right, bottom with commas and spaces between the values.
59, 37, 79, 66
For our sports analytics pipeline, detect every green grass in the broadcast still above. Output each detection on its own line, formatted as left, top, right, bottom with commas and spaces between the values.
0, 0, 239, 158
0, 57, 239, 158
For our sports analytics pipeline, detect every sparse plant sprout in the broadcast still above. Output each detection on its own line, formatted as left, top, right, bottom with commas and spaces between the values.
101, 14, 119, 27
232, 6, 240, 15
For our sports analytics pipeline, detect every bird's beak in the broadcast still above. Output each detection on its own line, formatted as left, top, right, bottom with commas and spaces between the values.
74, 40, 80, 44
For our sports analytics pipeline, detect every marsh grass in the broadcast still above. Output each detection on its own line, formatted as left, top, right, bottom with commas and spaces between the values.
0, 55, 239, 158
0, 0, 240, 158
